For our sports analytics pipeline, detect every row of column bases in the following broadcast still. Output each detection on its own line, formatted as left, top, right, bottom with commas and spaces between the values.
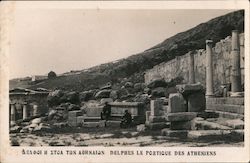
10, 102, 38, 125
188, 30, 243, 97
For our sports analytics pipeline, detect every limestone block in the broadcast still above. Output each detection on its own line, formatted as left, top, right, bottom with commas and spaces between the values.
76, 116, 85, 125
220, 119, 244, 129
147, 122, 167, 130
148, 115, 166, 123
68, 110, 82, 119
150, 99, 163, 116
145, 111, 151, 122
170, 121, 192, 130
187, 130, 231, 139
176, 83, 203, 96
169, 93, 187, 113
197, 111, 219, 119
167, 112, 197, 122
137, 124, 146, 132
187, 92, 206, 112
193, 120, 232, 130
161, 128, 188, 138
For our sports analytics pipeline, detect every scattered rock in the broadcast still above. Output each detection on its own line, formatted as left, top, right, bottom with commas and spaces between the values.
31, 118, 42, 124
124, 82, 133, 88
68, 104, 80, 111
10, 125, 22, 133
147, 79, 167, 89
137, 124, 146, 132
151, 87, 166, 97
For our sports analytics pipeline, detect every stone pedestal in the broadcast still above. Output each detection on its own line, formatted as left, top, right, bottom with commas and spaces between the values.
146, 99, 166, 130
10, 103, 16, 125
150, 99, 162, 116
231, 30, 242, 93
22, 102, 28, 120
188, 51, 195, 84
206, 40, 214, 97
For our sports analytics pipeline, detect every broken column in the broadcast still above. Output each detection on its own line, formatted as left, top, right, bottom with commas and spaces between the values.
10, 103, 16, 125
206, 40, 214, 97
146, 99, 166, 130
231, 30, 242, 94
188, 51, 195, 84
22, 102, 28, 120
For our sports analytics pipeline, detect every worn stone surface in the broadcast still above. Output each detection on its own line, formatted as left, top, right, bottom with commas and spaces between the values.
169, 93, 186, 113
176, 83, 203, 96
197, 111, 219, 119
137, 124, 146, 132
167, 112, 197, 122
193, 120, 232, 130
147, 122, 167, 130
187, 130, 232, 139
219, 119, 244, 129
68, 110, 83, 118
82, 121, 106, 128
170, 121, 192, 130
206, 97, 244, 105
150, 99, 163, 116
161, 128, 188, 138
187, 92, 206, 112
148, 116, 166, 123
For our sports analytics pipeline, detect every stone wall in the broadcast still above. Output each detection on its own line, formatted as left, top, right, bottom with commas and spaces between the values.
144, 33, 244, 91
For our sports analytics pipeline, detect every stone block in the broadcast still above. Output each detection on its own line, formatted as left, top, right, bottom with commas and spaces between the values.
220, 119, 244, 129
68, 119, 77, 127
147, 122, 167, 130
150, 99, 163, 116
176, 83, 203, 96
187, 130, 231, 139
169, 93, 187, 113
161, 128, 188, 138
167, 112, 197, 122
106, 121, 120, 127
170, 121, 192, 130
82, 121, 106, 128
193, 120, 232, 130
68, 110, 82, 118
76, 116, 85, 125
145, 111, 151, 122
197, 111, 219, 119
149, 115, 166, 123
187, 92, 206, 112
137, 124, 146, 132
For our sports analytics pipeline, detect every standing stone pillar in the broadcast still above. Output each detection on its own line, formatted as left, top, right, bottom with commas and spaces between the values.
22, 102, 28, 120
150, 99, 162, 116
231, 30, 242, 93
33, 104, 38, 117
10, 103, 16, 125
206, 40, 214, 97
188, 51, 195, 84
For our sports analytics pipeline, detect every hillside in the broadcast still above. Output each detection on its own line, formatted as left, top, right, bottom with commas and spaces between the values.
12, 10, 244, 91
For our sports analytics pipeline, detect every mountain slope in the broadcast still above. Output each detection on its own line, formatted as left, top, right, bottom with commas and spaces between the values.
18, 10, 244, 91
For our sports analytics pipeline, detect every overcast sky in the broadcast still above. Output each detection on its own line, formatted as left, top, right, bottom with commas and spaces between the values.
9, 8, 235, 79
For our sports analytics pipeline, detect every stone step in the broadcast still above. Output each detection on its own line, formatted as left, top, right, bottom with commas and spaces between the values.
206, 97, 244, 105
206, 104, 244, 114
215, 118, 244, 129
194, 120, 232, 130
206, 110, 244, 120
187, 130, 244, 140
82, 116, 101, 122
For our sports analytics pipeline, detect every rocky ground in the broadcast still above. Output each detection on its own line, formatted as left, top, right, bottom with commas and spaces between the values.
10, 126, 243, 147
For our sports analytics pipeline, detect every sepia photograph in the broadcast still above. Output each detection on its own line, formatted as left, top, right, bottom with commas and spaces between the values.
0, 1, 249, 163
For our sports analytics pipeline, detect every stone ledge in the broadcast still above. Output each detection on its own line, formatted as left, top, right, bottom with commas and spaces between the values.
206, 110, 244, 120
167, 112, 197, 122
206, 97, 244, 105
207, 104, 244, 114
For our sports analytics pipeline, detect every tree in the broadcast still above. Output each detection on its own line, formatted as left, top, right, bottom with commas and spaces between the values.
48, 71, 57, 79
